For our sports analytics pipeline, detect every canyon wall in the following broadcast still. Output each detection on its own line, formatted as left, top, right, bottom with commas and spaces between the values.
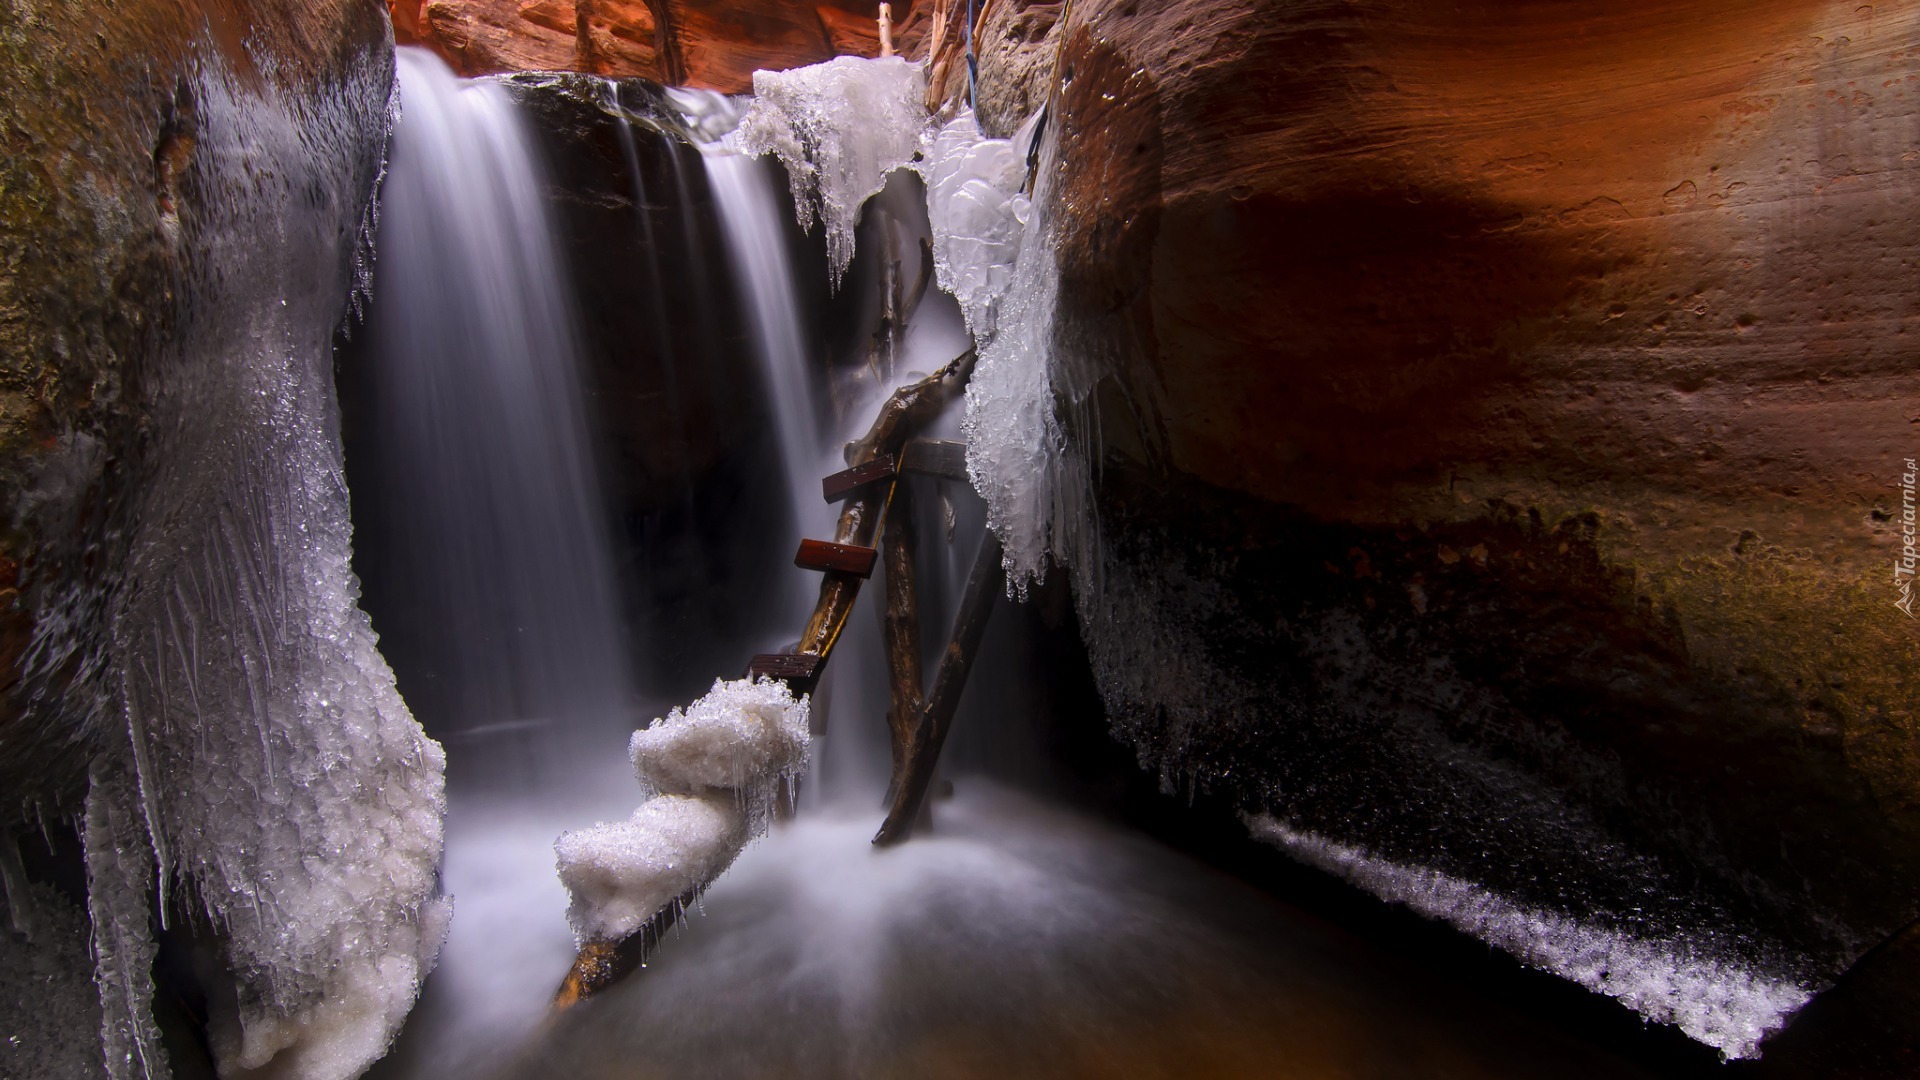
392, 0, 928, 90
990, 0, 1920, 1004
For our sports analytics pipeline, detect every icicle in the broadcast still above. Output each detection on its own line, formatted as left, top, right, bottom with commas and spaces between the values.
0, 828, 34, 941
733, 56, 928, 289
83, 755, 164, 1080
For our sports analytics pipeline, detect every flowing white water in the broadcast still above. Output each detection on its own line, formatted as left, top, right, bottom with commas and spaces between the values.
359, 50, 643, 1076
699, 145, 827, 624
369, 50, 635, 767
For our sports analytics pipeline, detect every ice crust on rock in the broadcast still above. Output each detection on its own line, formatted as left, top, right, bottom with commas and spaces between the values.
81, 47, 450, 1080
734, 56, 928, 288
1246, 815, 1814, 1060
920, 110, 1073, 597
558, 679, 810, 944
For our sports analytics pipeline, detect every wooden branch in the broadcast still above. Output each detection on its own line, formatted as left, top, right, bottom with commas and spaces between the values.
881, 481, 924, 790
552, 886, 696, 1008
873, 528, 1004, 846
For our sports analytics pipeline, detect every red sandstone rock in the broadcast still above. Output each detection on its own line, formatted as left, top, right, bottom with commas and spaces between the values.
1005, 0, 1920, 989
394, 0, 927, 89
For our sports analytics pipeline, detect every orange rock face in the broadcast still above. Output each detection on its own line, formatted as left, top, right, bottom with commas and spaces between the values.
1007, 0, 1920, 993
394, 0, 928, 89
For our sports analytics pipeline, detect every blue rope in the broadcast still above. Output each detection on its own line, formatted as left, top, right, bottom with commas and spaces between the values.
964, 0, 978, 111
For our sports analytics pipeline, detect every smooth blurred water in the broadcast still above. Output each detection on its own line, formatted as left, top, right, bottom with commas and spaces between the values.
361, 49, 646, 1077
367, 50, 636, 770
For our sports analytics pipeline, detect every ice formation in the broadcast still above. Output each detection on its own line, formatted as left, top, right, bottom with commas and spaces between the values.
1245, 816, 1814, 1060
557, 679, 810, 943
80, 46, 450, 1080
734, 56, 928, 287
556, 796, 747, 943
918, 110, 1074, 596
628, 678, 813, 810
917, 112, 1034, 341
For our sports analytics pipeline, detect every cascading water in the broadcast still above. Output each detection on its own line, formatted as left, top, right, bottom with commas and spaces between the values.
362, 49, 635, 773
354, 49, 644, 1076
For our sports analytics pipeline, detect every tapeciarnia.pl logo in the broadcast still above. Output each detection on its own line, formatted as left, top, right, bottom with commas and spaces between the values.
1898, 457, 1918, 618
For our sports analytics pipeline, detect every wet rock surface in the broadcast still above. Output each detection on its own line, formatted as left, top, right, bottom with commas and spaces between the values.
985, 0, 1920, 1031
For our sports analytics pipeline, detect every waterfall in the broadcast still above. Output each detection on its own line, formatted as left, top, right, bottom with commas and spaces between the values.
352, 49, 645, 1076
696, 145, 826, 624
364, 50, 634, 769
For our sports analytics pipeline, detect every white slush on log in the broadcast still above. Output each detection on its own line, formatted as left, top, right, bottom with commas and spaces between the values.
556, 679, 811, 944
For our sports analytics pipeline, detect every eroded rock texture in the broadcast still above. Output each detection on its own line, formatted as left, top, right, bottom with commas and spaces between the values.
393, 0, 930, 90
984, 0, 1920, 1005
0, 0, 393, 820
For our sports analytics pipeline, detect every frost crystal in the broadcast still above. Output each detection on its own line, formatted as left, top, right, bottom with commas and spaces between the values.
1246, 816, 1815, 1060
557, 679, 810, 944
735, 56, 928, 288
923, 110, 1071, 596
87, 48, 450, 1080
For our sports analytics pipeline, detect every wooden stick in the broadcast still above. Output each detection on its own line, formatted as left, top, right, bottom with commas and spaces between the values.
793, 348, 974, 666
552, 887, 696, 1008
873, 528, 1003, 846
880, 481, 924, 790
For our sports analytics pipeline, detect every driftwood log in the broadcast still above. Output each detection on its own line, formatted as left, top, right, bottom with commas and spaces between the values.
872, 528, 1003, 846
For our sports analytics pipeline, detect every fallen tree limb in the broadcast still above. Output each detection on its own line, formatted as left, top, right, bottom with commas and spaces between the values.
551, 886, 696, 1007
872, 528, 1004, 846
881, 480, 924, 790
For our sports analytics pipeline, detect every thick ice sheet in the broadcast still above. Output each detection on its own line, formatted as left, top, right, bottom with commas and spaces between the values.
735, 56, 927, 288
91, 45, 449, 1080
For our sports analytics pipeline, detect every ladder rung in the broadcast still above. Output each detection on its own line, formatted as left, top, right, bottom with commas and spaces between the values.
794, 539, 878, 578
822, 455, 897, 502
899, 439, 967, 481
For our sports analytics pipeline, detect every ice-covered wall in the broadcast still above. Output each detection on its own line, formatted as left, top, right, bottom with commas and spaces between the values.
913, 110, 1085, 598
82, 46, 449, 1080
1247, 816, 1813, 1060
